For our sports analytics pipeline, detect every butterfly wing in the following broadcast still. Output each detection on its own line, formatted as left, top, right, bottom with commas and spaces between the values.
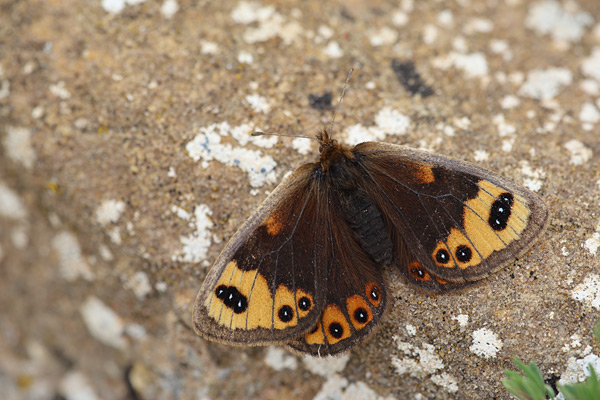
352, 142, 549, 286
193, 164, 330, 345
287, 183, 387, 356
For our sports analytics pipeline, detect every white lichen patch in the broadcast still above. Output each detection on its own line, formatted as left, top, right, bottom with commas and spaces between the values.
375, 107, 411, 135
564, 139, 592, 165
303, 353, 350, 376
102, 0, 146, 14
59, 371, 99, 400
580, 79, 600, 96
186, 122, 277, 188
344, 108, 410, 146
232, 2, 303, 45
559, 353, 600, 387
584, 233, 600, 255
200, 41, 219, 55
172, 204, 213, 263
430, 373, 459, 393
391, 339, 458, 393
473, 150, 489, 162
525, 0, 593, 44
52, 231, 95, 281
500, 95, 520, 109
264, 347, 298, 371
49, 81, 71, 99
95, 199, 126, 226
0, 182, 28, 220
579, 102, 600, 124
453, 314, 469, 327
125, 271, 152, 300
368, 27, 398, 46
453, 117, 471, 130
572, 274, 600, 309
520, 160, 546, 192
245, 94, 271, 113
160, 0, 178, 18
237, 50, 254, 64
231, 1, 274, 24
392, 341, 444, 377
463, 17, 494, 34
229, 123, 276, 148
292, 137, 312, 155
433, 52, 489, 78
470, 328, 503, 358
313, 376, 394, 400
3, 126, 36, 169
323, 41, 343, 58
519, 67, 573, 100
345, 124, 385, 146
108, 226, 122, 244
582, 47, 600, 81
423, 24, 438, 45
406, 324, 416, 336
80, 296, 126, 349
393, 9, 409, 26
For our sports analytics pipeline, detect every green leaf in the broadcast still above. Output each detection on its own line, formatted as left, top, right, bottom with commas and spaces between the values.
502, 357, 555, 400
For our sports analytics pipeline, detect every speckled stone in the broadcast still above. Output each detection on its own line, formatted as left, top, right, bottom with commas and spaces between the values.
1, 0, 600, 399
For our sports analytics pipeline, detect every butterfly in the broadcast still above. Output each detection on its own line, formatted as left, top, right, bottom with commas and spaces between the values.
192, 72, 549, 357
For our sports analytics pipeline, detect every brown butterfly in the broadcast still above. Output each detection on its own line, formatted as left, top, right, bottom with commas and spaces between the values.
192, 71, 549, 356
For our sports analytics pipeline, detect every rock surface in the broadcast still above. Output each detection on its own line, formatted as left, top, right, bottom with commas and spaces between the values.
1, 0, 600, 399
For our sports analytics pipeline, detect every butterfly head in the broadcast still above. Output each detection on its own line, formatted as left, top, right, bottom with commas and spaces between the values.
316, 128, 353, 172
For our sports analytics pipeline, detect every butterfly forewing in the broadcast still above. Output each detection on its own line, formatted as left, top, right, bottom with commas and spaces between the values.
353, 142, 549, 285
193, 165, 329, 345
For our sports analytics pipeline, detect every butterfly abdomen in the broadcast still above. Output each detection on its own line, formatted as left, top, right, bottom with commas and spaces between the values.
338, 188, 393, 267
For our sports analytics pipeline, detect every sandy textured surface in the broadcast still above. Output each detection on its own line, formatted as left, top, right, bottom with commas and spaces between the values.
1, 0, 600, 399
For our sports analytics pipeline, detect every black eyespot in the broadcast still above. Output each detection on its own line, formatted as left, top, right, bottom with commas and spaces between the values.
215, 285, 227, 299
298, 296, 311, 311
354, 308, 369, 324
489, 192, 514, 231
455, 245, 472, 262
328, 322, 344, 339
217, 285, 248, 314
278, 305, 294, 322
411, 266, 425, 278
436, 249, 450, 264
370, 286, 380, 301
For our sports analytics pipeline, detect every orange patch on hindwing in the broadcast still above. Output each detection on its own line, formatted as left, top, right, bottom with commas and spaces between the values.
322, 304, 352, 344
346, 295, 373, 330
431, 180, 531, 270
205, 261, 313, 330
408, 261, 432, 281
304, 321, 325, 345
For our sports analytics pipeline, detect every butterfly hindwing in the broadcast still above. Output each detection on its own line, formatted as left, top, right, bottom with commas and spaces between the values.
287, 183, 387, 356
193, 165, 329, 345
352, 142, 549, 286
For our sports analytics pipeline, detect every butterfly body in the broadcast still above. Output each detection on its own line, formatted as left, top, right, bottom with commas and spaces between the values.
193, 129, 548, 356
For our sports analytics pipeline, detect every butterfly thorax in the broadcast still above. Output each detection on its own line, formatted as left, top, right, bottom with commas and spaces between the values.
316, 128, 354, 173
314, 129, 393, 267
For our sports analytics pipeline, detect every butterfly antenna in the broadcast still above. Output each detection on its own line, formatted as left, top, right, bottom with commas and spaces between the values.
328, 68, 354, 133
251, 131, 316, 140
